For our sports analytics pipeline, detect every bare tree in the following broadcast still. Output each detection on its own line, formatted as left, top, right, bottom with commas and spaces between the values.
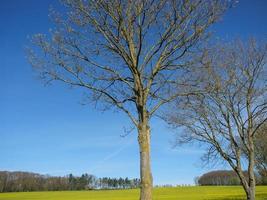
27, 0, 229, 199
166, 39, 267, 200
254, 123, 267, 184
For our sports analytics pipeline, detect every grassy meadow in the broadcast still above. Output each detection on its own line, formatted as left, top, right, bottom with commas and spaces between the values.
0, 186, 266, 200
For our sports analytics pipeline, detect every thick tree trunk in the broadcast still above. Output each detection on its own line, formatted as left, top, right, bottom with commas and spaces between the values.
247, 137, 256, 200
238, 177, 255, 200
246, 187, 255, 200
236, 164, 255, 200
138, 122, 153, 200
238, 137, 256, 200
234, 164, 255, 200
236, 170, 250, 200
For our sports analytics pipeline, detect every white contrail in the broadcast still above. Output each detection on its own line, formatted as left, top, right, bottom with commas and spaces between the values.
90, 135, 135, 172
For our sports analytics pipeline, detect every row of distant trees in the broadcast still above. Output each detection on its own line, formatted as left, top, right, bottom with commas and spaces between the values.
0, 171, 140, 193
194, 125, 267, 187
196, 170, 267, 186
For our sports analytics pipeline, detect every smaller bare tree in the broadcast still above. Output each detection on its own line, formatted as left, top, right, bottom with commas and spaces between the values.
254, 123, 267, 184
166, 39, 267, 200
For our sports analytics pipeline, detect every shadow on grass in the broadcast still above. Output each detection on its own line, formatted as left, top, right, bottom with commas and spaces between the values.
208, 198, 244, 200
206, 197, 243, 200
208, 194, 267, 200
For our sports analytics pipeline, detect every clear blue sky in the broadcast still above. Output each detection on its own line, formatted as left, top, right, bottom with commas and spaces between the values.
1, 0, 267, 185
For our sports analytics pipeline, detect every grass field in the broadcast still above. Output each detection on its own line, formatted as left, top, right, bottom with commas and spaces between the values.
0, 186, 266, 200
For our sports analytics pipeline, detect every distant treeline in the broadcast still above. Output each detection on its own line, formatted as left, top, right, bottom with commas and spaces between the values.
0, 171, 140, 193
196, 170, 267, 186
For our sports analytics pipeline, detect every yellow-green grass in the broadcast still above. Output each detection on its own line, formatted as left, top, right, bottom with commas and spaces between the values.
0, 186, 266, 200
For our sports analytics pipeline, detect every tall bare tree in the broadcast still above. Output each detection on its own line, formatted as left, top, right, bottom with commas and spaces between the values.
28, 0, 229, 199
166, 39, 267, 200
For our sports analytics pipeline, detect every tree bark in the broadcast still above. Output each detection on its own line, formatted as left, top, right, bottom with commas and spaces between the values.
246, 187, 255, 200
247, 136, 256, 200
138, 122, 153, 200
237, 136, 256, 200
235, 161, 256, 200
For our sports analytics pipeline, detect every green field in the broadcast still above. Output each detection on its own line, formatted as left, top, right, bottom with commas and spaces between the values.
0, 186, 267, 200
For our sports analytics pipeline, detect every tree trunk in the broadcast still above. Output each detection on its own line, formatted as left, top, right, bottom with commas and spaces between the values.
236, 162, 255, 200
247, 136, 256, 200
246, 186, 255, 200
138, 122, 153, 200
235, 169, 250, 200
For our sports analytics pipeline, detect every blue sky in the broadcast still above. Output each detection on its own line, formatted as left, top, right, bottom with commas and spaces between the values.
0, 0, 267, 185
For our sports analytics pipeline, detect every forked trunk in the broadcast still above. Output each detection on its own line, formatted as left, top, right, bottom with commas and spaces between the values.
235, 163, 255, 200
237, 169, 255, 200
138, 122, 153, 200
